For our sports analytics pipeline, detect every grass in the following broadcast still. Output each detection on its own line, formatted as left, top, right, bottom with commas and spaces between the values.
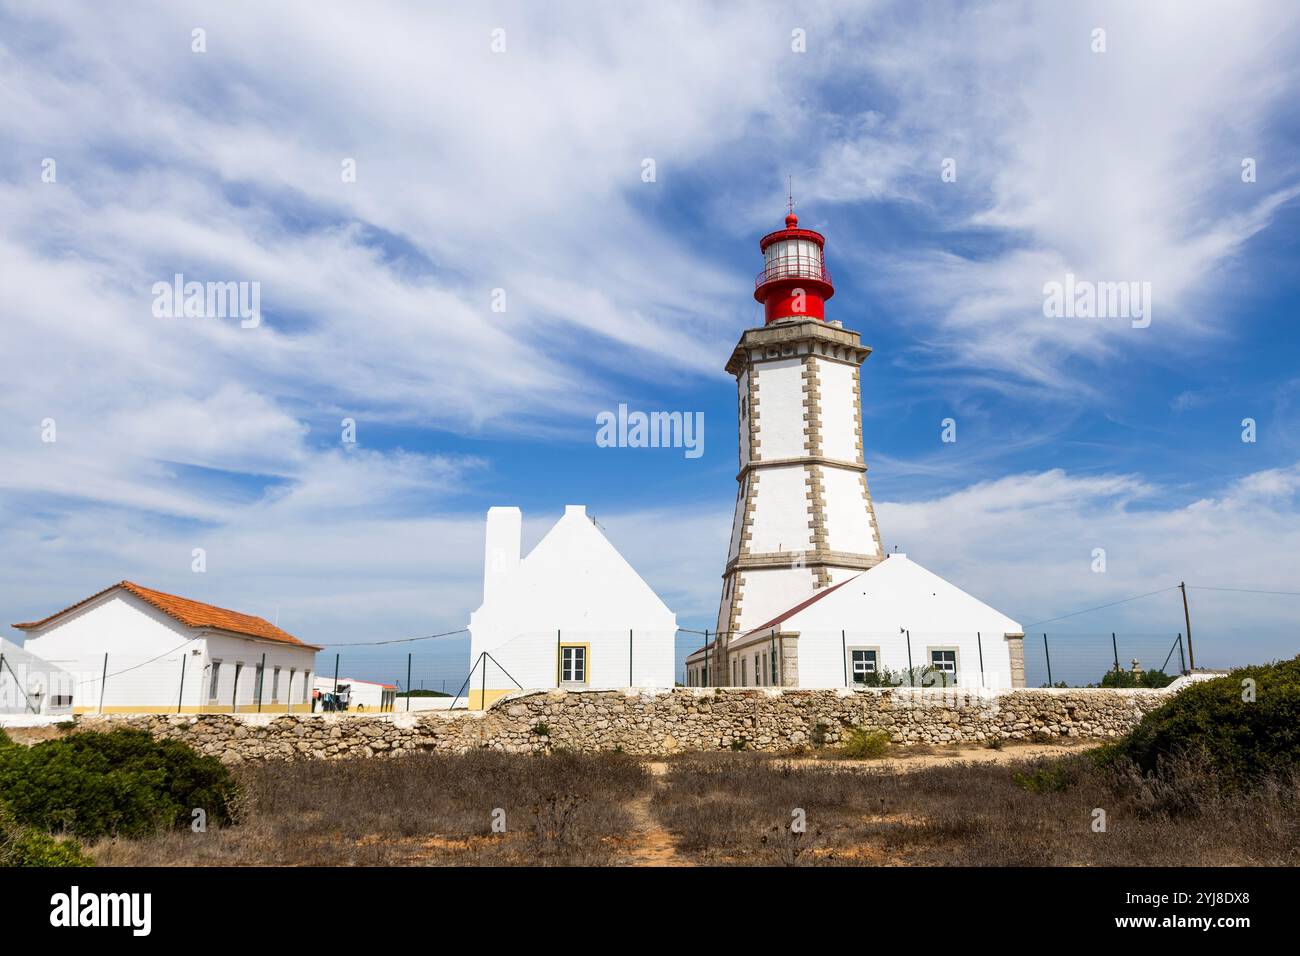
82, 745, 1300, 867
650, 751, 1300, 866
90, 750, 647, 866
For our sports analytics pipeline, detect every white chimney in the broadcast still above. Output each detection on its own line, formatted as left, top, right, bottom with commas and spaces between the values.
483, 506, 522, 603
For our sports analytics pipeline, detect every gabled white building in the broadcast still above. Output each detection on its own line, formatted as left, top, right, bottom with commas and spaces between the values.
12, 581, 321, 713
467, 505, 677, 707
688, 553, 1025, 689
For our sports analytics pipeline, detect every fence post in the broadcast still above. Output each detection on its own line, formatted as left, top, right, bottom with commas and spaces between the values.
177, 654, 187, 714
481, 649, 488, 711
1111, 633, 1120, 673
703, 629, 709, 687
1043, 633, 1053, 687
231, 663, 239, 713
257, 652, 266, 713
406, 653, 412, 712
555, 629, 561, 688
841, 629, 848, 687
1177, 633, 1187, 675
905, 630, 914, 686
332, 652, 340, 701
98, 652, 108, 714
1180, 581, 1196, 670
628, 629, 633, 687
976, 631, 985, 689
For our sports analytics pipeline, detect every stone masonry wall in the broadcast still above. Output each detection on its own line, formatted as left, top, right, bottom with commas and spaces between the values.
73, 685, 1180, 763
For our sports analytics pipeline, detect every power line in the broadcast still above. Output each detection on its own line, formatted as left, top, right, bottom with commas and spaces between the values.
1022, 586, 1179, 629
318, 627, 469, 648
1188, 585, 1300, 597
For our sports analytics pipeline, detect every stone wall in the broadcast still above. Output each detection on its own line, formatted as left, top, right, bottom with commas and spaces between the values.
72, 684, 1182, 763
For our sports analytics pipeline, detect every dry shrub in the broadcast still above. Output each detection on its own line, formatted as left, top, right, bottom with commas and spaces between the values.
90, 749, 647, 867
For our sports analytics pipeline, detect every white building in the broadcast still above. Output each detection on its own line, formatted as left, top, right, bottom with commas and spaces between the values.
702, 210, 1024, 688
467, 504, 677, 708
312, 676, 397, 712
687, 553, 1024, 689
0, 637, 74, 716
12, 581, 321, 713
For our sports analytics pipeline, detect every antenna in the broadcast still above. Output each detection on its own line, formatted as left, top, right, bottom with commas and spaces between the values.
787, 175, 794, 215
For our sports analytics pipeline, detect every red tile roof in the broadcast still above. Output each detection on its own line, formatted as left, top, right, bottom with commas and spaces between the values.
13, 581, 321, 650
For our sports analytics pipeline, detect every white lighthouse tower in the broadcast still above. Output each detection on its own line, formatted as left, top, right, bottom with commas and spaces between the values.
714, 208, 884, 645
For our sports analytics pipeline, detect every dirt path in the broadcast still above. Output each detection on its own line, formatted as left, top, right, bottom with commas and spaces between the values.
619, 760, 690, 866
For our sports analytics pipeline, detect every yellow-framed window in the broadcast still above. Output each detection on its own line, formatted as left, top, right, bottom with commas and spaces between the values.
559, 644, 588, 684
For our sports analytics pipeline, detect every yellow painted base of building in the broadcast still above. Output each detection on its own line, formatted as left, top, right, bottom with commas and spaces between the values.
73, 703, 316, 715
467, 688, 514, 710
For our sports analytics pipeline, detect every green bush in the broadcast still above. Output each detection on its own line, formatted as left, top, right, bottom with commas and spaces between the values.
0, 727, 12, 749
0, 728, 240, 839
0, 804, 91, 867
1013, 758, 1084, 793
841, 728, 891, 759
1101, 657, 1300, 785
1099, 668, 1175, 689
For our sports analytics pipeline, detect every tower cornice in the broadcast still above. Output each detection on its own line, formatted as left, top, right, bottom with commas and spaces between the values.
726, 318, 871, 376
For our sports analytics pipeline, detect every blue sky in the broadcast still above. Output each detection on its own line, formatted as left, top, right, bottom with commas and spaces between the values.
2, 1, 1299, 680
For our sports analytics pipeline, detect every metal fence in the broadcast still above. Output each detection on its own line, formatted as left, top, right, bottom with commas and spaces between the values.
0, 628, 1209, 716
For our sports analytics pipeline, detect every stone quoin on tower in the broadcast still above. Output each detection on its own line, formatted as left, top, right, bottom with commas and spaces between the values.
713, 208, 886, 672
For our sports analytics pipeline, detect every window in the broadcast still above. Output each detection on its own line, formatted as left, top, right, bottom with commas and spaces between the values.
254, 663, 265, 704
771, 651, 779, 685
232, 663, 243, 708
757, 654, 764, 686
741, 657, 748, 687
732, 659, 737, 686
288, 669, 296, 705
930, 650, 958, 685
272, 667, 281, 702
560, 646, 587, 683
851, 649, 878, 684
208, 661, 222, 702
302, 671, 311, 704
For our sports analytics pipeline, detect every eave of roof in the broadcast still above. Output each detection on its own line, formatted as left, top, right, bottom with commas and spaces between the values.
12, 581, 322, 651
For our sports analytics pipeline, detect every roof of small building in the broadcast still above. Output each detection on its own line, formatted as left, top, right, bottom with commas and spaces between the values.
12, 581, 321, 650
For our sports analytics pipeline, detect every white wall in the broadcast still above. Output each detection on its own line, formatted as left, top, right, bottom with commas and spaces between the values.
752, 358, 805, 458
816, 358, 859, 462
821, 467, 878, 555
205, 633, 316, 712
779, 555, 1021, 689
469, 505, 677, 693
747, 464, 813, 553
732, 565, 820, 634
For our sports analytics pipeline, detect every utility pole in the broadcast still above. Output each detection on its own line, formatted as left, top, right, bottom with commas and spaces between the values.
1179, 581, 1196, 670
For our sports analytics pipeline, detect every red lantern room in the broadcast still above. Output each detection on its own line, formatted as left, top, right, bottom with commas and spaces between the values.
754, 210, 834, 324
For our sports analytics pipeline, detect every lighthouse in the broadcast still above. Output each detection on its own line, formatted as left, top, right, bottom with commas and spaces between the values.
714, 209, 885, 652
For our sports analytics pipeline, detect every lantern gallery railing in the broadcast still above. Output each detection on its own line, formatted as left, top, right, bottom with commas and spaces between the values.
755, 255, 832, 289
